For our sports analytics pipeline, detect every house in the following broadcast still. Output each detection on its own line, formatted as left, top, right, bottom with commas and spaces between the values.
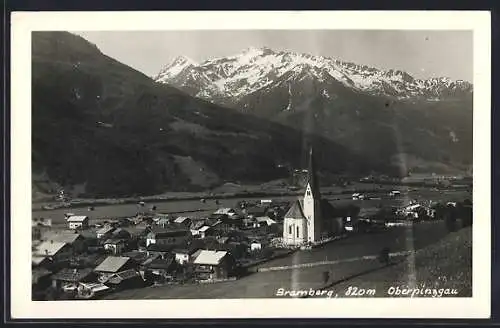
389, 190, 401, 197
104, 269, 144, 289
250, 242, 263, 252
50, 268, 97, 291
174, 216, 192, 227
111, 228, 132, 240
94, 256, 136, 282
173, 247, 201, 265
67, 216, 89, 230
156, 216, 171, 228
197, 226, 213, 239
33, 241, 73, 264
244, 206, 267, 219
146, 243, 176, 259
352, 193, 365, 200
76, 282, 111, 299
103, 239, 127, 255
214, 208, 237, 217
144, 257, 177, 284
193, 250, 236, 281
146, 229, 192, 247
41, 231, 86, 253
96, 226, 115, 239
32, 217, 52, 227
253, 216, 277, 228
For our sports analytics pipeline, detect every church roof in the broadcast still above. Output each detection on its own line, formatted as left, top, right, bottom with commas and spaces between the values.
284, 200, 306, 220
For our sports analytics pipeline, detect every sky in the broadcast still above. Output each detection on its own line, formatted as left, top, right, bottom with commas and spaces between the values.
75, 30, 472, 82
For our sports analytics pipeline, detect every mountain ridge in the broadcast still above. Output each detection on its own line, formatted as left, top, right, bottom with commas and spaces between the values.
155, 46, 472, 103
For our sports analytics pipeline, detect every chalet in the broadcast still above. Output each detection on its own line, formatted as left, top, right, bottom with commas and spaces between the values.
111, 228, 132, 240
96, 226, 115, 239
94, 256, 136, 282
32, 217, 52, 227
193, 250, 236, 281
146, 243, 176, 259
250, 242, 263, 251
51, 268, 97, 291
77, 282, 110, 299
253, 216, 277, 228
173, 216, 192, 227
197, 226, 213, 239
104, 269, 144, 290
190, 220, 206, 236
144, 257, 177, 284
66, 216, 89, 230
214, 208, 237, 217
146, 229, 191, 247
41, 231, 86, 253
156, 216, 171, 228
244, 206, 267, 218
103, 239, 127, 255
33, 241, 73, 264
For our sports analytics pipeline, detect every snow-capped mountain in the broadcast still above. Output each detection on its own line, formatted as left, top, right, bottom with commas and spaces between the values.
155, 47, 473, 105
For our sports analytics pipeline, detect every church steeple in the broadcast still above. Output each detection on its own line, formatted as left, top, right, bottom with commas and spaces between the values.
306, 147, 321, 200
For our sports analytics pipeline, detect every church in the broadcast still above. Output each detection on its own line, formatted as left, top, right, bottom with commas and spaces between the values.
283, 147, 351, 246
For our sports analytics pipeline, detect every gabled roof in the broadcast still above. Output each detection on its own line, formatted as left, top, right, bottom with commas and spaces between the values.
96, 226, 115, 235
66, 215, 89, 222
52, 268, 94, 282
174, 216, 190, 224
34, 241, 68, 256
284, 200, 306, 220
193, 250, 228, 265
104, 238, 125, 245
147, 230, 190, 238
198, 226, 211, 232
214, 208, 236, 215
42, 231, 82, 244
94, 256, 131, 273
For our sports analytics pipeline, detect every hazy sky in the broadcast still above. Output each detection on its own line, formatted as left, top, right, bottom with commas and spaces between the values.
75, 30, 472, 81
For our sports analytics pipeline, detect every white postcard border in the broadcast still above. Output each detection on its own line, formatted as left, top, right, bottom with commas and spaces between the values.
10, 10, 491, 319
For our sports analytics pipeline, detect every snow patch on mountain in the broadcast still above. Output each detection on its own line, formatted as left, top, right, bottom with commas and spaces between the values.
155, 47, 473, 103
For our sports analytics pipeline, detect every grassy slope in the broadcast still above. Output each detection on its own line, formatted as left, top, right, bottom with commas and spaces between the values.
331, 226, 472, 297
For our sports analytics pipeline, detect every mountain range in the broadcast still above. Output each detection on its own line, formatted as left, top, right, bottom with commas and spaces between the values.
32, 33, 472, 198
155, 47, 473, 176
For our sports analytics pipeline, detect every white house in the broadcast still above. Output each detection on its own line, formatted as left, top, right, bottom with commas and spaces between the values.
389, 190, 401, 197
173, 216, 192, 227
197, 226, 212, 239
96, 225, 115, 239
66, 216, 89, 230
214, 208, 237, 217
352, 193, 365, 200
250, 242, 263, 251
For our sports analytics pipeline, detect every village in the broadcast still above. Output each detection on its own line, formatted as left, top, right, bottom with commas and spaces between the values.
30, 148, 472, 301
32, 189, 472, 300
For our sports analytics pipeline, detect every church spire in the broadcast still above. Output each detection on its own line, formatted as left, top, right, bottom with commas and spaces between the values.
307, 146, 321, 199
